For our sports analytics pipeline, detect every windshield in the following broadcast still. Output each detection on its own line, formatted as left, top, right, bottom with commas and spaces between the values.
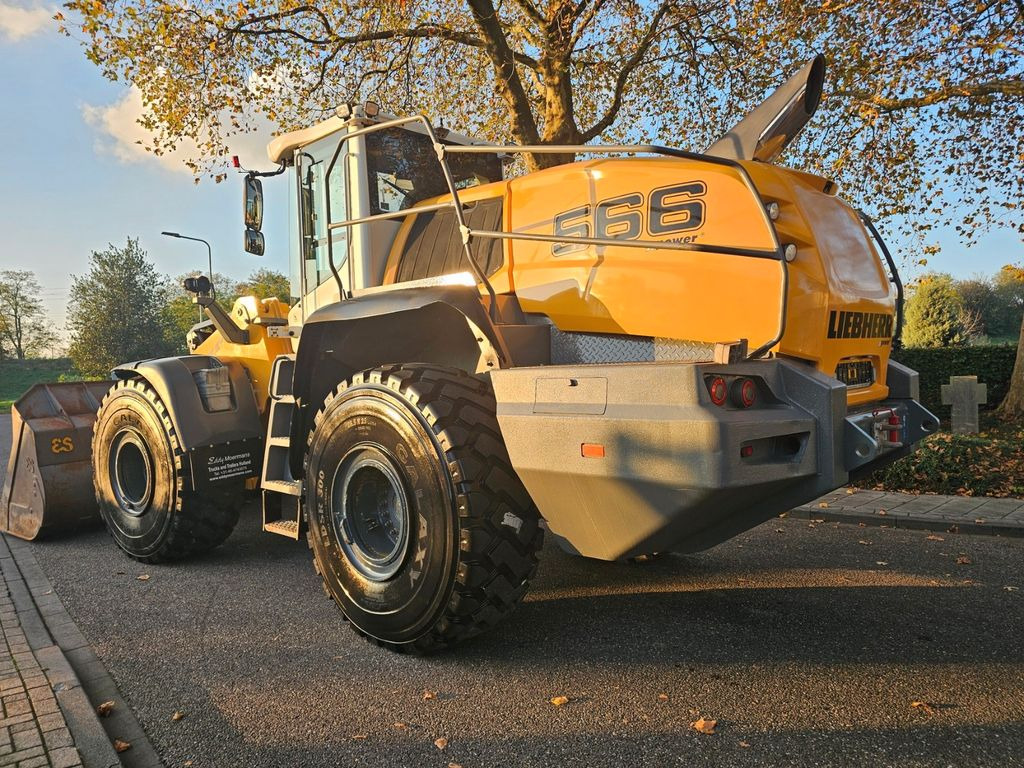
365, 127, 502, 215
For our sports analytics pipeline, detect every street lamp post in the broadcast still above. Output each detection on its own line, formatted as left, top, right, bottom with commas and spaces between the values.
162, 231, 215, 323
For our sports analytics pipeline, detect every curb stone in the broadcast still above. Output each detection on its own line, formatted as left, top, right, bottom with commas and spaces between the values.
794, 488, 1024, 538
2, 536, 165, 768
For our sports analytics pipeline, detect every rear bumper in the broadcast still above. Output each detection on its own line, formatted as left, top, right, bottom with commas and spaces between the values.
491, 358, 937, 560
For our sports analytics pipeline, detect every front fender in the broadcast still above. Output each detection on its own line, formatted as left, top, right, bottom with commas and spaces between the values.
112, 355, 262, 451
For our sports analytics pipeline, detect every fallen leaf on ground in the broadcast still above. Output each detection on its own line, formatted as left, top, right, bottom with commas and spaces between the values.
877, 510, 887, 516
910, 700, 938, 716
876, 561, 888, 566
113, 739, 131, 753
352, 734, 367, 740
657, 693, 669, 702
96, 700, 115, 717
858, 540, 871, 545
550, 695, 569, 707
1005, 586, 1019, 592
449, 763, 464, 768
423, 690, 436, 700
739, 740, 751, 748
393, 722, 408, 730
975, 519, 986, 525
692, 717, 717, 734
927, 535, 944, 541
136, 574, 150, 581
818, 502, 829, 508
846, 488, 856, 494
434, 737, 448, 750
956, 555, 971, 565
775, 528, 785, 533
171, 711, 184, 721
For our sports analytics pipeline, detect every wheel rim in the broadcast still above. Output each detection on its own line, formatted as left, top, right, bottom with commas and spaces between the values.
331, 446, 412, 582
109, 429, 154, 516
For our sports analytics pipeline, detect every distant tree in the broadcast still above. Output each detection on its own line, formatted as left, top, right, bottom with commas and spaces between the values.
67, 239, 176, 378
990, 265, 1024, 339
902, 273, 967, 348
996, 265, 1024, 420
234, 268, 290, 303
0, 270, 56, 360
955, 277, 996, 338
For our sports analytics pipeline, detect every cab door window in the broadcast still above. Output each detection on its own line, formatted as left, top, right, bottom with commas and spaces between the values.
298, 147, 349, 288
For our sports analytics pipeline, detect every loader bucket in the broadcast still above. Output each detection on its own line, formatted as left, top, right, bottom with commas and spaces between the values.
1, 381, 113, 541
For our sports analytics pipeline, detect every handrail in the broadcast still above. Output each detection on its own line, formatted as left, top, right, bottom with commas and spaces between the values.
316, 113, 789, 357
859, 212, 904, 350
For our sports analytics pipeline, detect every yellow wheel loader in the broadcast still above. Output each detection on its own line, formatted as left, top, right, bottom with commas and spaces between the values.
2, 57, 937, 652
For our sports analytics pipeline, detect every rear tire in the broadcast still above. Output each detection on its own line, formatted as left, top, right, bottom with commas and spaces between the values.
92, 379, 241, 563
305, 364, 543, 654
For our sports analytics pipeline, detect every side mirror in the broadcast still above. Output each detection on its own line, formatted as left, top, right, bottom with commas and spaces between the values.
244, 228, 265, 256
244, 175, 263, 230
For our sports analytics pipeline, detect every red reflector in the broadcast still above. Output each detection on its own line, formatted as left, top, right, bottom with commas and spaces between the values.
581, 443, 605, 458
708, 376, 728, 406
740, 445, 754, 458
231, 155, 240, 168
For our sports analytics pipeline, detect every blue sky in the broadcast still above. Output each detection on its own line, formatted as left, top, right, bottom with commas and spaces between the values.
0, 3, 1021, 339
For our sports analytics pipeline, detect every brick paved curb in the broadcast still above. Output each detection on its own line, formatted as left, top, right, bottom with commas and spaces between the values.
794, 488, 1024, 537
0, 536, 163, 768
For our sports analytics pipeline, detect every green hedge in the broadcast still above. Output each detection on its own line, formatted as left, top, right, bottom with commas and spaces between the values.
892, 344, 1017, 418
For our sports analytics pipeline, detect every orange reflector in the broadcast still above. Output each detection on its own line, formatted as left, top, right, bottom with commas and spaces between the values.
581, 443, 605, 458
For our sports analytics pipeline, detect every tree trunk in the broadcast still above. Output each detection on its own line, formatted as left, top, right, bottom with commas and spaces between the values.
996, 312, 1024, 420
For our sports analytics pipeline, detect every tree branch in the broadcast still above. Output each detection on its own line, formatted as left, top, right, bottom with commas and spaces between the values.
224, 8, 541, 70
844, 78, 1024, 112
580, 1, 675, 142
466, 0, 542, 145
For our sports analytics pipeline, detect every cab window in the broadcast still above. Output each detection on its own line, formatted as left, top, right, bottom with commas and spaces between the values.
365, 128, 502, 215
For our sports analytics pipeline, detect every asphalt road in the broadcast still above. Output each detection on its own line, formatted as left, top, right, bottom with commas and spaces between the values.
3, 414, 1024, 767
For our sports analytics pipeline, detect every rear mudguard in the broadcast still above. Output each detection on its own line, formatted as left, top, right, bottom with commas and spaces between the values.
288, 283, 503, 479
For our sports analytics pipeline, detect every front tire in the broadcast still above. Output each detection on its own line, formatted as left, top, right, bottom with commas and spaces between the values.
92, 379, 241, 563
306, 364, 543, 654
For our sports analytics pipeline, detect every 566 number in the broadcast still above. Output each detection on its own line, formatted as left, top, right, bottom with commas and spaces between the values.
551, 181, 706, 256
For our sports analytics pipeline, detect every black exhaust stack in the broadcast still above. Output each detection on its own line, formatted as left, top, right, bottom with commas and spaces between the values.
705, 55, 825, 163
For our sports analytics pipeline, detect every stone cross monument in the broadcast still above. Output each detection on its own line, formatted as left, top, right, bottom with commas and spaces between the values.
940, 375, 987, 434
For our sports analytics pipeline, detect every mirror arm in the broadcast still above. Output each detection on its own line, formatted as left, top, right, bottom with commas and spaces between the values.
195, 294, 250, 345
246, 163, 287, 179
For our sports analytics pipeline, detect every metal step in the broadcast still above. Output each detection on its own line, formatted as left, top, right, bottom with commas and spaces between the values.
263, 479, 302, 496
264, 519, 301, 540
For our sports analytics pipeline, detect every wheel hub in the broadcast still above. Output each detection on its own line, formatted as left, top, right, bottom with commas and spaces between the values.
109, 429, 154, 516
331, 447, 411, 582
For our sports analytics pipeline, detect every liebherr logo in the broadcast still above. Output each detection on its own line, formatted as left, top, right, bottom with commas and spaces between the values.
827, 310, 893, 340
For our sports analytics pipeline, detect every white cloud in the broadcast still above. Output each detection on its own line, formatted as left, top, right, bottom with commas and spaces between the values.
0, 2, 53, 42
82, 87, 276, 175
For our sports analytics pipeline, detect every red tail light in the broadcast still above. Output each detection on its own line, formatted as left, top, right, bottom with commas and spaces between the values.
732, 378, 757, 408
708, 376, 728, 406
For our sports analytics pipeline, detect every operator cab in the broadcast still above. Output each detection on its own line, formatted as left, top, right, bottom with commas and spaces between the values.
258, 104, 503, 324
